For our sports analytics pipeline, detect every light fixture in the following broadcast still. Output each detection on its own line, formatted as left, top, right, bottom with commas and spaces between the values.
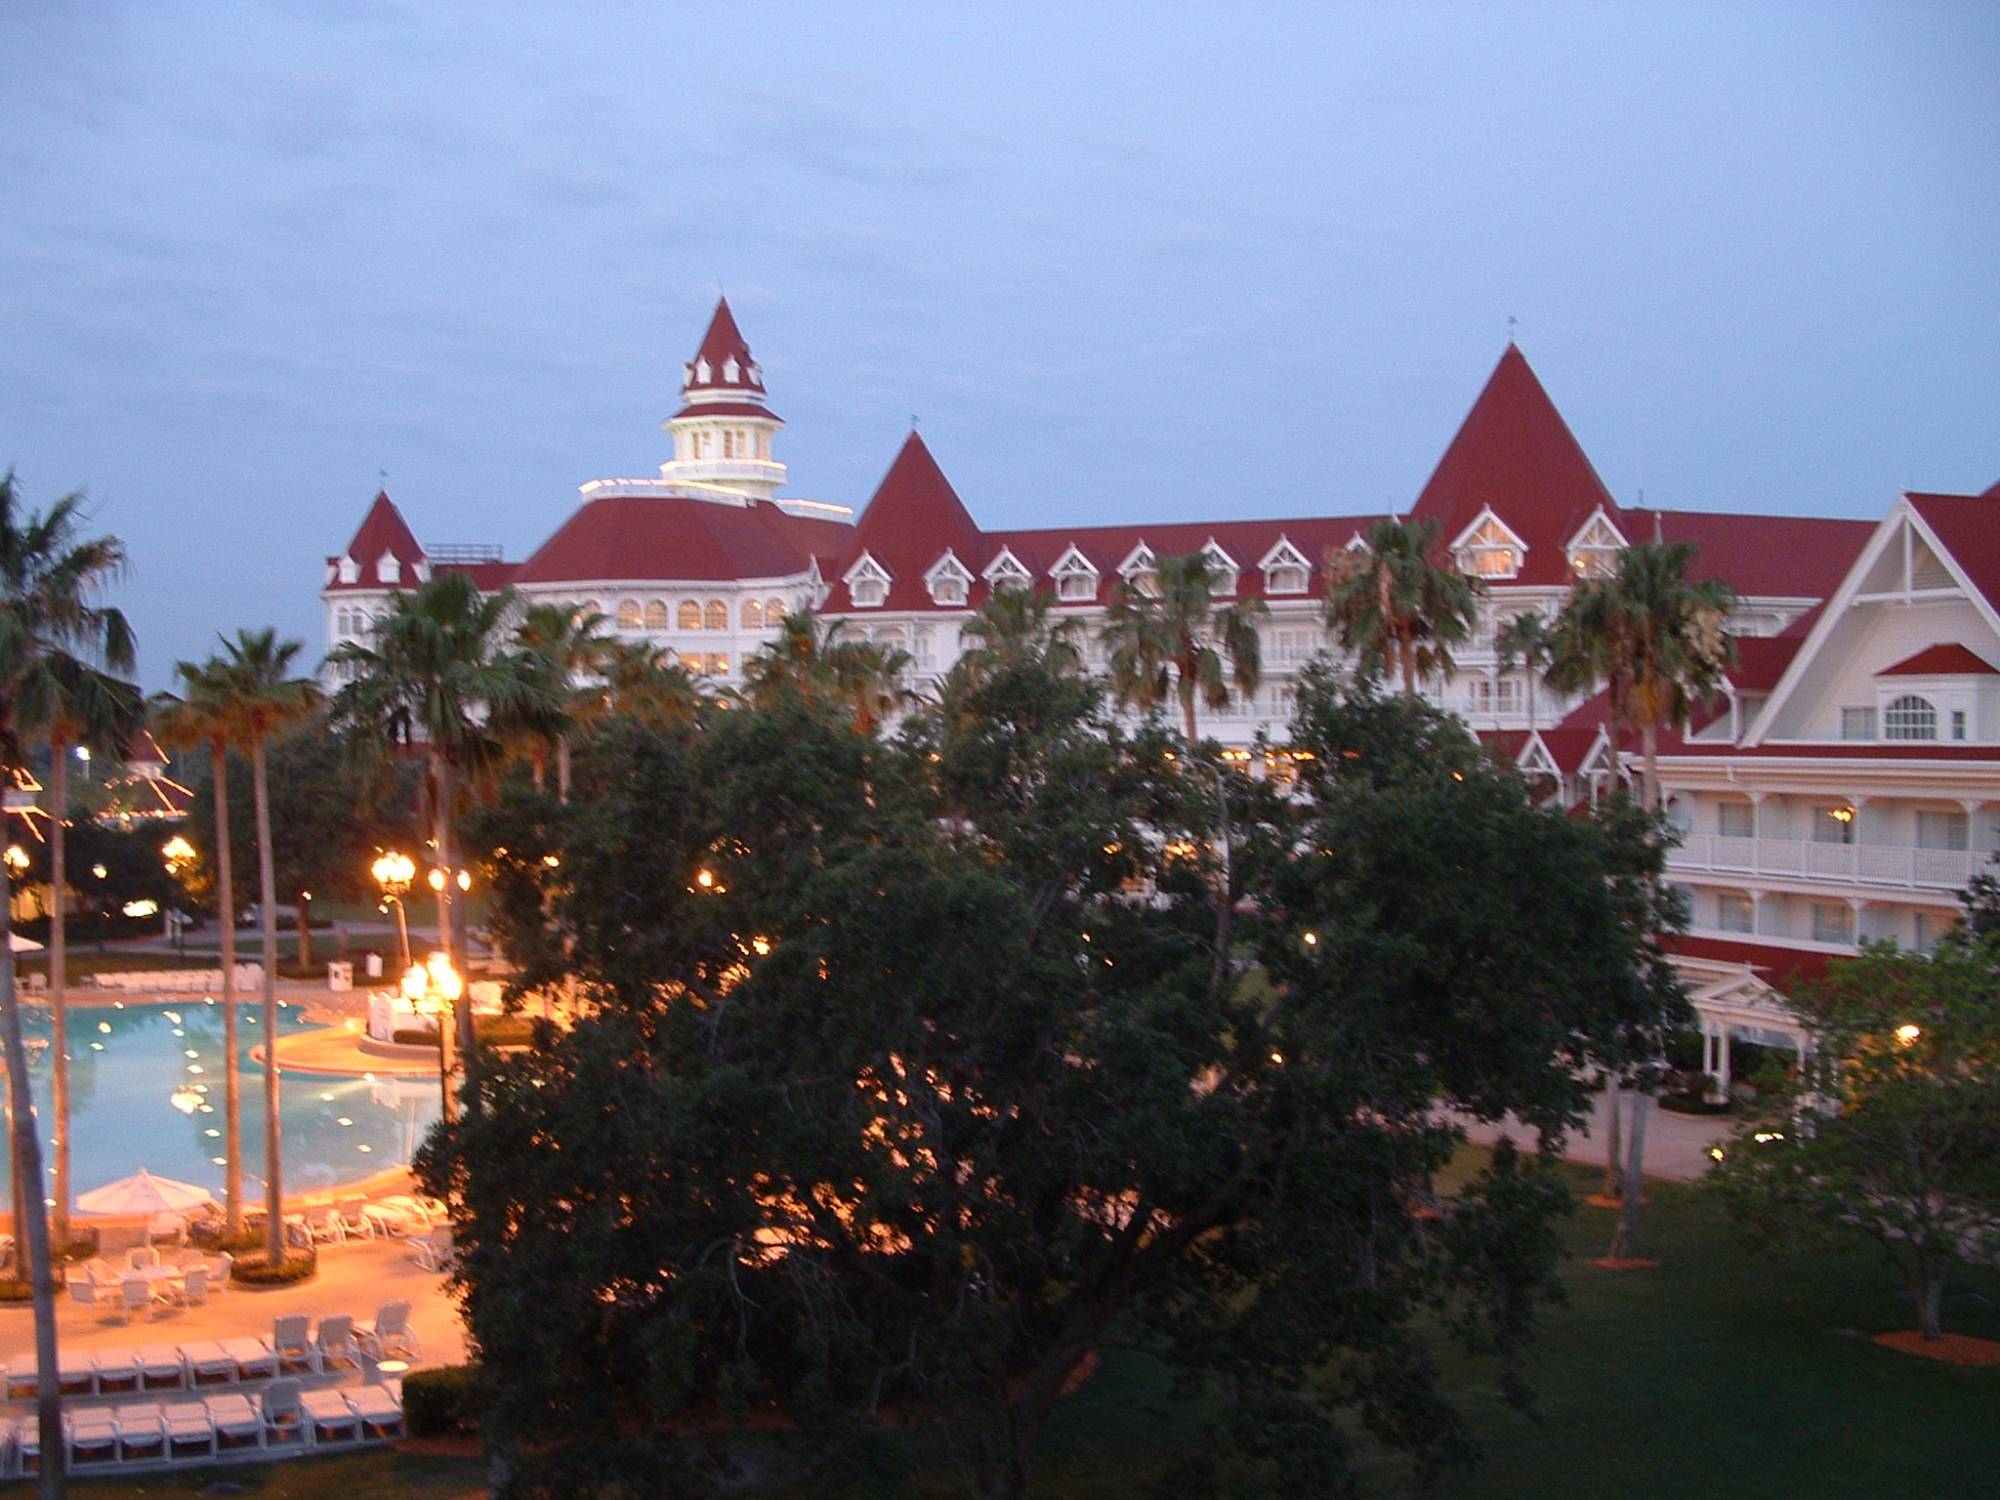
1894, 1023, 1921, 1045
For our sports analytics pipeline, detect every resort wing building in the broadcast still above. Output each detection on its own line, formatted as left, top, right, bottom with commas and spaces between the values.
321, 299, 2000, 1071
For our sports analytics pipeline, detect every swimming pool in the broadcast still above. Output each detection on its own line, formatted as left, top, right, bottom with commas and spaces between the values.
8, 1000, 442, 1210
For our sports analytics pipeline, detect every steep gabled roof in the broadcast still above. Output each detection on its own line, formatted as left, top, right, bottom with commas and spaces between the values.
684, 297, 765, 394
1623, 509, 1874, 600
1877, 643, 1999, 677
826, 433, 985, 611
1726, 634, 1807, 693
1408, 345, 1621, 586
326, 491, 425, 591
1906, 490, 2000, 614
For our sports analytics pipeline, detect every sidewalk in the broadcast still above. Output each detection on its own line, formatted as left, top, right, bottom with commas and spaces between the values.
1448, 1088, 1736, 1183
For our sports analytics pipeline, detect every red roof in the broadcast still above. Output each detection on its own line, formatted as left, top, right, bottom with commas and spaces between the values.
1906, 490, 2000, 612
1623, 510, 1873, 600
1878, 643, 1999, 677
1726, 634, 1805, 693
683, 297, 766, 396
326, 491, 425, 592
1407, 345, 1622, 586
828, 433, 986, 611
668, 400, 782, 422
512, 495, 838, 585
1665, 933, 1841, 989
436, 561, 521, 592
1530, 727, 1604, 774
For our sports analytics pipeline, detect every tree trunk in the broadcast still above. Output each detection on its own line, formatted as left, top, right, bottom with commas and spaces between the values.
1602, 1080, 1624, 1201
296, 895, 312, 969
1608, 1090, 1649, 1259
1917, 1262, 1944, 1341
48, 737, 69, 1249
1400, 636, 1416, 699
556, 738, 572, 804
253, 735, 285, 1265
214, 744, 242, 1237
1640, 720, 1661, 813
432, 752, 465, 1124
1181, 690, 1198, 748
1, 850, 68, 1494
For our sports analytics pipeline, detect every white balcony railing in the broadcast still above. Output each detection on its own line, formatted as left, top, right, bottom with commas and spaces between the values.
1673, 833, 1977, 891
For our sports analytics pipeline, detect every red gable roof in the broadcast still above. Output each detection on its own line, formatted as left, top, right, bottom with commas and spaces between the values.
830, 433, 986, 611
1726, 634, 1806, 693
326, 491, 425, 592
1665, 933, 1840, 990
1877, 643, 1999, 677
513, 496, 828, 585
1408, 345, 1621, 586
1906, 490, 2000, 613
1623, 510, 1873, 600
683, 297, 766, 396
1531, 726, 1604, 775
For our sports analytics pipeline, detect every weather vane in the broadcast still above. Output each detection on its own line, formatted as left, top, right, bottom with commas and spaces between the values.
1507, 314, 1518, 343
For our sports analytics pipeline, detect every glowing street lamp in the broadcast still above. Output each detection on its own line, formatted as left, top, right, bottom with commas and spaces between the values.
3, 845, 28, 876
401, 950, 463, 1119
1894, 1023, 1922, 1046
371, 851, 417, 970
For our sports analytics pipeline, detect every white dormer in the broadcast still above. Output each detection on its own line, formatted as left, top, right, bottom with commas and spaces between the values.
1117, 542, 1160, 597
722, 356, 739, 383
414, 559, 433, 583
924, 550, 974, 607
1049, 544, 1101, 602
337, 555, 360, 585
843, 552, 892, 609
1453, 507, 1526, 580
1566, 507, 1627, 579
1259, 536, 1312, 595
1200, 539, 1239, 596
695, 357, 711, 383
376, 551, 402, 585
982, 547, 1033, 593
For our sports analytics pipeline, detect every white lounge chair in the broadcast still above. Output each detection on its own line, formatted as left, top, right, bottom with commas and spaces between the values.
259, 1378, 308, 1447
219, 1336, 277, 1383
137, 1344, 185, 1391
58, 1352, 97, 1397
183, 1341, 235, 1387
115, 1401, 167, 1464
334, 1197, 376, 1240
300, 1205, 345, 1246
206, 1392, 262, 1452
13, 1414, 37, 1477
126, 1246, 161, 1271
163, 1399, 216, 1461
91, 1348, 140, 1395
345, 1383, 406, 1440
3, 1358, 36, 1401
83, 1256, 121, 1288
272, 1313, 316, 1374
356, 1298, 420, 1362
315, 1313, 362, 1373
409, 1226, 454, 1271
67, 1276, 114, 1322
65, 1407, 120, 1468
300, 1386, 363, 1444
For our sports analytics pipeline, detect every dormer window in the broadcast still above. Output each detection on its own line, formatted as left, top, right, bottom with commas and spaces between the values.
845, 552, 893, 610
983, 549, 1033, 594
1200, 541, 1239, 596
925, 550, 974, 607
1883, 694, 1937, 741
1118, 544, 1159, 598
376, 552, 401, 585
1566, 509, 1627, 579
337, 556, 360, 584
1454, 510, 1524, 579
1049, 545, 1100, 603
1259, 537, 1311, 595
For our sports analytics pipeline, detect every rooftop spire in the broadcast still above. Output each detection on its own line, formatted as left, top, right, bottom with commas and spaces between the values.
683, 296, 765, 396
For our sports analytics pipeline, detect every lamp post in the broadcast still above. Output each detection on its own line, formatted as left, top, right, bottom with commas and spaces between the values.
371, 852, 416, 971
161, 835, 196, 952
401, 950, 461, 1122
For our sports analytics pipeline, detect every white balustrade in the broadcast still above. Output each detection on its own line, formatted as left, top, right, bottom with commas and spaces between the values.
1670, 834, 1976, 891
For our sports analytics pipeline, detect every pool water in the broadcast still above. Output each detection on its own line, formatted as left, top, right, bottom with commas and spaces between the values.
7, 1000, 441, 1210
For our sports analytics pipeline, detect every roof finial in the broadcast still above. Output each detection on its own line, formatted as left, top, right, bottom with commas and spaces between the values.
1506, 314, 1518, 345
910, 412, 920, 431
1652, 509, 1663, 544
377, 468, 388, 490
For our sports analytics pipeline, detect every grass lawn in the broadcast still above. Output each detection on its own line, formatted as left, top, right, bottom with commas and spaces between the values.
31, 1152, 2000, 1499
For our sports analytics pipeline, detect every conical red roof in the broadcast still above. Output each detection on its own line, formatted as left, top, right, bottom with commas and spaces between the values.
833, 432, 984, 609
683, 297, 765, 395
1408, 345, 1621, 585
330, 491, 425, 588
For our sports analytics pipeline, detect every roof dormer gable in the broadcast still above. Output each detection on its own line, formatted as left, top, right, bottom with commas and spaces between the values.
1257, 536, 1312, 586
843, 551, 892, 609
376, 551, 402, 585
924, 549, 974, 606
1199, 539, 1239, 595
1049, 544, 1100, 601
982, 546, 1033, 592
1565, 507, 1627, 579
1452, 506, 1527, 580
337, 555, 360, 585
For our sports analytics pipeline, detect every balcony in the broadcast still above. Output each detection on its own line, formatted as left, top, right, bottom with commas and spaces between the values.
1672, 833, 1977, 891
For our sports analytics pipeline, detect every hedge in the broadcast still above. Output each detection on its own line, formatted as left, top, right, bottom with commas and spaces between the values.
230, 1247, 318, 1286
403, 1363, 481, 1437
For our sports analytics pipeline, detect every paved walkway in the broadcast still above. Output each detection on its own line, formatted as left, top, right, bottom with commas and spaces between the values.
1449, 1088, 1738, 1183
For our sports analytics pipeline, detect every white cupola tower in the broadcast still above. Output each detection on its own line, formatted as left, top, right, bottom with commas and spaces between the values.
658, 297, 788, 503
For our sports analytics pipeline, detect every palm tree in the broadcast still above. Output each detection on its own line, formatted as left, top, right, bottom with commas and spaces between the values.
598, 640, 702, 731
741, 610, 832, 707
1546, 540, 1736, 1261
151, 667, 248, 1236
0, 470, 135, 1494
205, 631, 321, 1266
1322, 517, 1479, 698
510, 603, 612, 801
954, 587, 1085, 688
327, 573, 558, 1104
1099, 552, 1266, 744
1546, 541, 1736, 813
1494, 609, 1555, 729
743, 612, 913, 738
44, 661, 142, 1250
824, 637, 915, 737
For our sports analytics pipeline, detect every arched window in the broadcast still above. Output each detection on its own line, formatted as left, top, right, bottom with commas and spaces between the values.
742, 599, 764, 629
1883, 695, 1937, 741
643, 600, 668, 629
678, 600, 702, 631
616, 599, 642, 630
767, 597, 786, 622
705, 600, 728, 631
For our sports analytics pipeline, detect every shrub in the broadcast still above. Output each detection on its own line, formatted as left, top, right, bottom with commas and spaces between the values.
191, 1224, 267, 1254
392, 1028, 443, 1048
403, 1363, 481, 1437
1659, 1090, 1733, 1116
475, 1014, 536, 1048
0, 1279, 29, 1303
230, 1247, 318, 1286
54, 1229, 99, 1263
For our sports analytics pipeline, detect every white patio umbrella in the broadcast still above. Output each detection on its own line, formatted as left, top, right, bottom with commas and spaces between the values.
8, 932, 41, 951
75, 1168, 216, 1217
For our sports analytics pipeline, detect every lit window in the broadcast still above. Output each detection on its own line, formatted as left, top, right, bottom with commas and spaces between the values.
742, 600, 764, 629
756, 432, 770, 459
643, 600, 668, 629
678, 601, 702, 631
852, 579, 887, 608
1266, 564, 1308, 594
1840, 707, 1876, 741
709, 653, 729, 676
1057, 571, 1095, 601
1812, 805, 1856, 845
1717, 802, 1755, 839
722, 430, 737, 459
1458, 518, 1522, 579
616, 599, 642, 630
1717, 892, 1755, 934
705, 601, 727, 631
1883, 695, 1936, 741
1916, 810, 1968, 851
1811, 903, 1854, 944
931, 575, 968, 606
767, 598, 785, 622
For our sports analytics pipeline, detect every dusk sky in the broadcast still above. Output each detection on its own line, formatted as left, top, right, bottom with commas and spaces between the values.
4, 2, 1995, 688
